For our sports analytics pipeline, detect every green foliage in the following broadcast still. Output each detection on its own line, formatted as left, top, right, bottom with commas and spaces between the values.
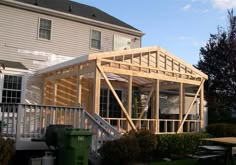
197, 9, 236, 123
99, 130, 157, 165
126, 130, 157, 162
206, 123, 236, 137
0, 136, 15, 165
99, 135, 140, 165
99, 131, 208, 164
155, 133, 210, 158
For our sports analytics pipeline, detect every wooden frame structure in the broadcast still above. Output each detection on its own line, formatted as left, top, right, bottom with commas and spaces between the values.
38, 46, 208, 134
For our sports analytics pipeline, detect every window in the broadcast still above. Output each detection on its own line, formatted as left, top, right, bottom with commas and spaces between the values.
91, 30, 101, 49
39, 18, 52, 40
2, 75, 22, 104
99, 88, 122, 118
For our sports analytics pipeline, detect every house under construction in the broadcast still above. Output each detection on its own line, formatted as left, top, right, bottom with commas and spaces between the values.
37, 46, 208, 134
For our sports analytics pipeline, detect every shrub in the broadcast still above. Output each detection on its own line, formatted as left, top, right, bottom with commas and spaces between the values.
0, 136, 15, 165
99, 130, 157, 164
206, 123, 236, 137
126, 130, 157, 162
99, 131, 209, 164
155, 133, 210, 158
99, 135, 140, 165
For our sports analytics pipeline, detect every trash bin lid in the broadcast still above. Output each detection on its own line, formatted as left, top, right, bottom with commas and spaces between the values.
64, 128, 92, 136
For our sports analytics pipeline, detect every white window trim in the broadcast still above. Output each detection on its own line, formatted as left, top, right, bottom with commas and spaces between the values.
90, 29, 102, 51
0, 69, 30, 104
0, 74, 24, 104
37, 17, 53, 41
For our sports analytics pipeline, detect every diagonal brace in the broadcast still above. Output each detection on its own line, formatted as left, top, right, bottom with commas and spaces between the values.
97, 64, 137, 131
177, 79, 205, 133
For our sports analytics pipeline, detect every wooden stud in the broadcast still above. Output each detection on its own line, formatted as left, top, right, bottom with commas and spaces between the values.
93, 60, 101, 114
97, 64, 137, 131
52, 80, 57, 105
42, 78, 46, 105
139, 53, 142, 71
136, 83, 155, 122
155, 79, 160, 134
156, 51, 159, 69
164, 54, 167, 70
177, 79, 205, 133
127, 75, 133, 131
200, 81, 204, 129
76, 65, 82, 106
178, 83, 184, 133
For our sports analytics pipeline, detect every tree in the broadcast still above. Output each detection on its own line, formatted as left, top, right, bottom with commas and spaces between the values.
197, 9, 236, 123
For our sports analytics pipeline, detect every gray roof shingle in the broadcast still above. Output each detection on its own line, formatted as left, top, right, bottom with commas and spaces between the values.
0, 60, 28, 70
15, 0, 141, 32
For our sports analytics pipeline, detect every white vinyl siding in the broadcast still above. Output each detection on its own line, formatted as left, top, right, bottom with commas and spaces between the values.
0, 4, 141, 71
38, 18, 52, 40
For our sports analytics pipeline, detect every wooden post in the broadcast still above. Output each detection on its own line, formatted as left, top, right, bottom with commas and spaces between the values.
200, 81, 204, 129
155, 79, 160, 134
93, 60, 101, 114
151, 92, 155, 132
127, 76, 132, 131
76, 65, 82, 106
179, 83, 184, 133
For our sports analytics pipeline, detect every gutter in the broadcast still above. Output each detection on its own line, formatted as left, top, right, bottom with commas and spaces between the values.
0, 0, 145, 37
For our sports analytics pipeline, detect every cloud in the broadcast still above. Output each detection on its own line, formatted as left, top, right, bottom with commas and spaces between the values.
212, 0, 236, 10
176, 36, 192, 41
175, 36, 205, 47
183, 4, 191, 11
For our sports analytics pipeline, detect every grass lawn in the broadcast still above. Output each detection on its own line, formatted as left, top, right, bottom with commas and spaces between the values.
149, 158, 236, 165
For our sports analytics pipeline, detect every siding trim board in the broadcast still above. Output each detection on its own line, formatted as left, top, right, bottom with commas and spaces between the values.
0, 0, 144, 37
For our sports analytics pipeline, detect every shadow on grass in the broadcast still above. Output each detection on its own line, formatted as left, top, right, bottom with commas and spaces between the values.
149, 158, 232, 165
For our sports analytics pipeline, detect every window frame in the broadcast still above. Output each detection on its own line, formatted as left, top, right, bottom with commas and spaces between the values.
90, 29, 102, 50
38, 17, 52, 41
99, 88, 123, 118
1, 75, 22, 104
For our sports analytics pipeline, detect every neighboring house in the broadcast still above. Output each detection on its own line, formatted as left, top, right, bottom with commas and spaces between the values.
0, 0, 143, 105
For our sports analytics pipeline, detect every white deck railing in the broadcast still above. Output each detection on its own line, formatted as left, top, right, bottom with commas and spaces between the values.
0, 103, 84, 138
0, 103, 118, 153
102, 117, 200, 134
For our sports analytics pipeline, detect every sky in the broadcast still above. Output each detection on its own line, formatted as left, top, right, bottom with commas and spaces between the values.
75, 0, 236, 65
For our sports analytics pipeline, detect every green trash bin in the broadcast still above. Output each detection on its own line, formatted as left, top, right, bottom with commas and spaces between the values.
62, 128, 92, 165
